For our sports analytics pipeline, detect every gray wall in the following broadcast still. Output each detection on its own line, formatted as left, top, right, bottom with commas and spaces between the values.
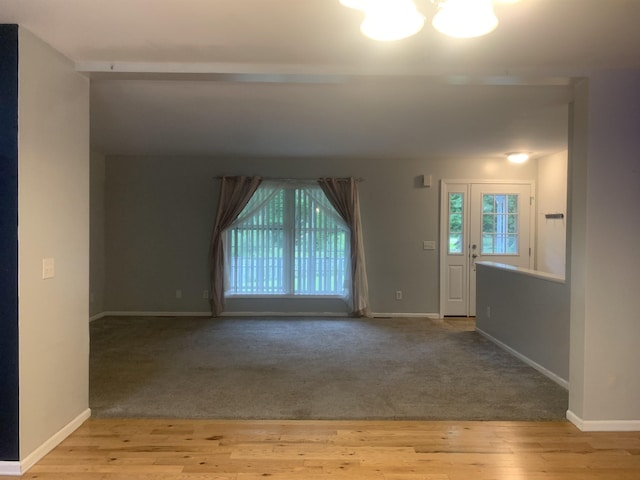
102, 155, 537, 315
90, 150, 106, 317
569, 71, 640, 425
476, 263, 570, 384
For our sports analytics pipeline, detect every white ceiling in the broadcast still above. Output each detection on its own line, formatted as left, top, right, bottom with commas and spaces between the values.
2, 0, 640, 159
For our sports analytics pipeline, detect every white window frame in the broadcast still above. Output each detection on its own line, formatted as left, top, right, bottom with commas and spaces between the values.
224, 182, 350, 298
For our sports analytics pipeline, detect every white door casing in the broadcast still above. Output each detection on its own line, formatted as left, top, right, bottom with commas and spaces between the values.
440, 183, 469, 316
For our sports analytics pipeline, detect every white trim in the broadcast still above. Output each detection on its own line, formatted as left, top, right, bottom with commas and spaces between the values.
221, 311, 350, 317
18, 408, 91, 475
372, 312, 439, 319
476, 328, 569, 390
566, 410, 640, 432
0, 462, 21, 476
94, 311, 440, 319
74, 62, 577, 83
476, 261, 566, 284
89, 312, 107, 322
100, 311, 212, 318
440, 178, 537, 185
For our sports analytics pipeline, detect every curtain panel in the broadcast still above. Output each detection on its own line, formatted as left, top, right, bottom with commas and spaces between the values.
318, 177, 371, 317
209, 176, 262, 316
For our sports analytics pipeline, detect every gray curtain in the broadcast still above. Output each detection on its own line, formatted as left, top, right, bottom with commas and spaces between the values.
318, 177, 371, 317
210, 176, 261, 316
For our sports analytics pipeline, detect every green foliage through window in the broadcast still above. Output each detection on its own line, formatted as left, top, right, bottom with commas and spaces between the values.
448, 193, 464, 254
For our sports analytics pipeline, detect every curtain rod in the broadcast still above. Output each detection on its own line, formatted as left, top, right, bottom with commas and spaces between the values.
213, 176, 364, 182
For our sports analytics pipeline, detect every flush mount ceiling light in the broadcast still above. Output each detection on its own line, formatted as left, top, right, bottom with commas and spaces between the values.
432, 0, 498, 38
507, 152, 530, 163
339, 0, 505, 41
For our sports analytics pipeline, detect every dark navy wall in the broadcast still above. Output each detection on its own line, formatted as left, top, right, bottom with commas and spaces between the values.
0, 24, 20, 461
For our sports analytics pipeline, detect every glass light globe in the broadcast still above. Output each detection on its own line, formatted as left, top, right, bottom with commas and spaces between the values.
432, 0, 499, 38
360, 3, 425, 41
339, 0, 368, 10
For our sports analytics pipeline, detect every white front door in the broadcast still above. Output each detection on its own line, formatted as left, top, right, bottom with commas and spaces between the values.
440, 181, 534, 317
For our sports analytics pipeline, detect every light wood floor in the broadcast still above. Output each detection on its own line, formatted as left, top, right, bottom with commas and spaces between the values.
11, 419, 640, 479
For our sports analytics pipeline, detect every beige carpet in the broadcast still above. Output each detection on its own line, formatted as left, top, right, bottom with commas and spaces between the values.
90, 316, 568, 420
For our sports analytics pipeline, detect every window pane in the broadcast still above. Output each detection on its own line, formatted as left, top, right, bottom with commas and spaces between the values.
482, 234, 493, 253
483, 194, 494, 213
481, 193, 519, 255
482, 214, 495, 233
449, 193, 463, 213
227, 190, 286, 295
227, 184, 348, 297
294, 188, 348, 295
450, 213, 462, 233
449, 234, 463, 254
448, 193, 464, 255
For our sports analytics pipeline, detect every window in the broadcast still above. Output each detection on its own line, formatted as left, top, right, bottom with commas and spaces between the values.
225, 182, 349, 296
448, 192, 464, 254
481, 193, 519, 255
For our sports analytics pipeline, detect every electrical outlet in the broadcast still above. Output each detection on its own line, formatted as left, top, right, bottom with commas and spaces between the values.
486, 306, 491, 318
395, 290, 403, 301
175, 289, 182, 299
202, 290, 209, 299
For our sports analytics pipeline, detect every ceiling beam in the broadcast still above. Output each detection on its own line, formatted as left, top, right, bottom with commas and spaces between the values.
77, 61, 576, 86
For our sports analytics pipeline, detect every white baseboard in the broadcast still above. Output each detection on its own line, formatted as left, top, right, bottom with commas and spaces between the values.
567, 410, 640, 432
476, 328, 569, 390
0, 462, 21, 476
89, 312, 106, 322
94, 311, 440, 319
221, 311, 350, 317
11, 408, 91, 476
98, 311, 212, 318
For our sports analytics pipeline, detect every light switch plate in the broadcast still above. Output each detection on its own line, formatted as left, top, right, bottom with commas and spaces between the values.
42, 258, 55, 279
423, 241, 436, 250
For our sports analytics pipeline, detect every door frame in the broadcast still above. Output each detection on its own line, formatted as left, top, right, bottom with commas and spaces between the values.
439, 179, 536, 318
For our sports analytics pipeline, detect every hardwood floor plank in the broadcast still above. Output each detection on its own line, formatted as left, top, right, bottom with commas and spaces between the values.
14, 419, 640, 480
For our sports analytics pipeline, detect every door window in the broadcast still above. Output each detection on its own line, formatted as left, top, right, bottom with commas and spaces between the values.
481, 194, 519, 255
448, 193, 464, 254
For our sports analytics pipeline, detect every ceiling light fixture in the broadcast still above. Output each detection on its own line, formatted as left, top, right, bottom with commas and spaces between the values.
339, 0, 368, 10
432, 0, 498, 38
340, 0, 426, 41
339, 0, 504, 41
361, 5, 425, 41
507, 152, 530, 163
